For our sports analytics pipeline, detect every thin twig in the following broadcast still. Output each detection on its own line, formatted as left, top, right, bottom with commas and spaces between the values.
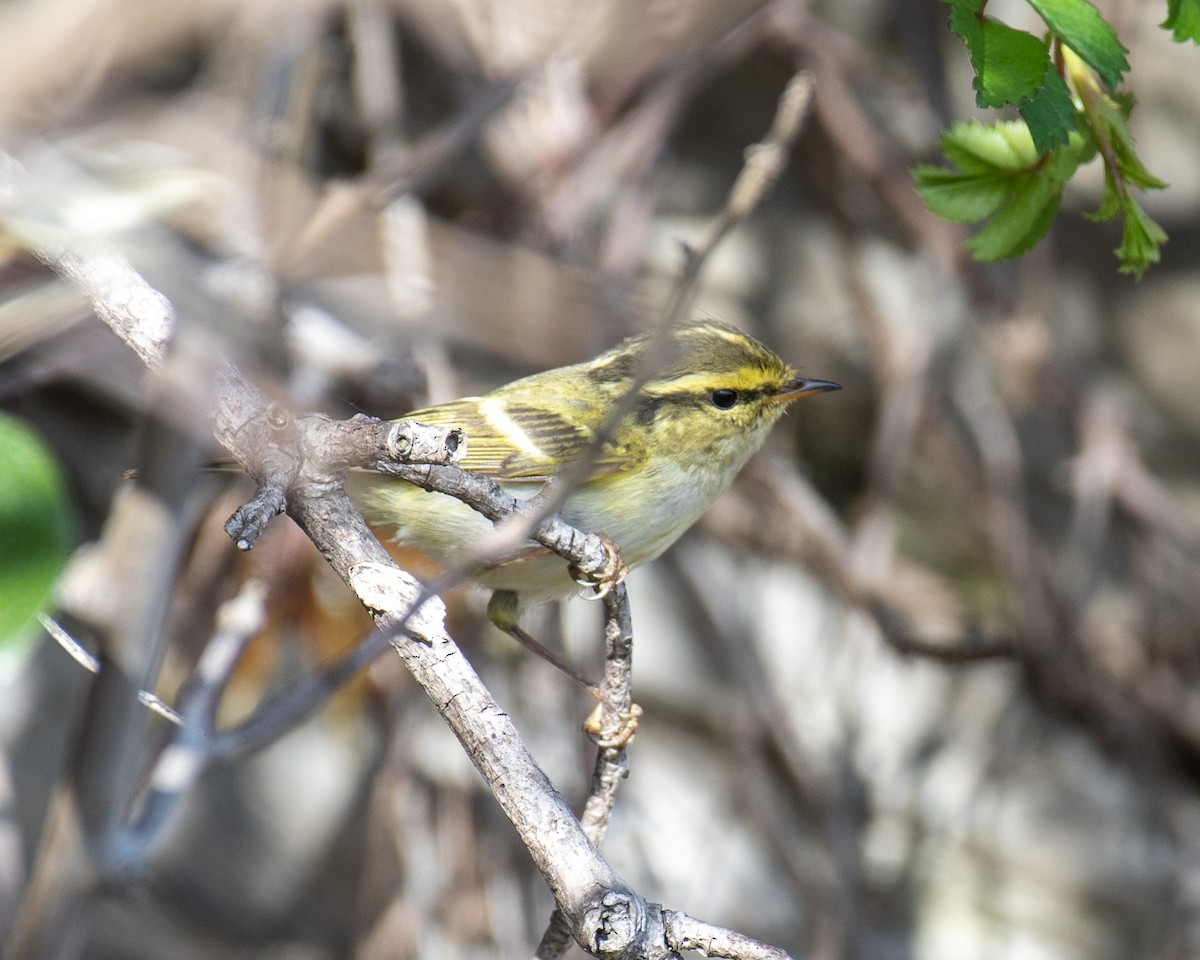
108, 581, 268, 869
38, 615, 184, 726
664, 910, 792, 960
661, 71, 814, 328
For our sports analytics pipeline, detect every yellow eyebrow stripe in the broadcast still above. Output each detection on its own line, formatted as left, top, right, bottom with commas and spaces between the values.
641, 367, 782, 395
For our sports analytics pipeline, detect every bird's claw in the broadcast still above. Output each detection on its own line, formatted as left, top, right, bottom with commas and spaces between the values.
583, 702, 643, 749
569, 533, 628, 600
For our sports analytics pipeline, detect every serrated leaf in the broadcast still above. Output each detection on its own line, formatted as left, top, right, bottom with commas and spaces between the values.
964, 173, 1064, 260
916, 120, 1081, 255
971, 19, 1053, 108
0, 414, 73, 650
913, 166, 1012, 221
1070, 63, 1169, 193
1109, 126, 1169, 190
1116, 200, 1168, 278
1162, 0, 1200, 44
1027, 0, 1129, 86
947, 0, 985, 55
939, 120, 1040, 172
1018, 63, 1078, 152
929, 2, 1172, 276
1086, 177, 1122, 221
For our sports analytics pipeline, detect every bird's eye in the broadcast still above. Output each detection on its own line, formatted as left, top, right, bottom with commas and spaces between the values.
709, 388, 739, 409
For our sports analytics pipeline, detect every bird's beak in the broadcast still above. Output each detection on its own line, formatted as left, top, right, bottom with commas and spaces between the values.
772, 377, 841, 403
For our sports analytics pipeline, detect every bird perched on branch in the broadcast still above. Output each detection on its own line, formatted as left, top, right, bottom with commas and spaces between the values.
352, 319, 838, 682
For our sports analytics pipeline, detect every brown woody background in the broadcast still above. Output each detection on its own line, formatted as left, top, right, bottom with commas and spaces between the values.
2, 0, 1200, 957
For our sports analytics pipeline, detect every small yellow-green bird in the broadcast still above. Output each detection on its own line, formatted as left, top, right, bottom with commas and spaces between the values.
353, 319, 838, 671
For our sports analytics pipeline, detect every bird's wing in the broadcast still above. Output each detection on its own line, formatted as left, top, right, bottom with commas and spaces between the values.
402, 396, 645, 482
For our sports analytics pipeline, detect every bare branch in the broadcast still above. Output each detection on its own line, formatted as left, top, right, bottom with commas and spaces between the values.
664, 910, 793, 960
109, 580, 268, 869
1, 154, 174, 369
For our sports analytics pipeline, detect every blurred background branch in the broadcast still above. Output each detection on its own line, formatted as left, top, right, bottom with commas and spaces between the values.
3, 0, 1200, 958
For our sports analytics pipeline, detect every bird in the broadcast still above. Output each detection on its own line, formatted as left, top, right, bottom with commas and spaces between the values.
351, 319, 838, 686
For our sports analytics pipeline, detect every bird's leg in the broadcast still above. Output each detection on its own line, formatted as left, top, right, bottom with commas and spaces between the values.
563, 534, 641, 745
487, 584, 641, 749
486, 590, 601, 697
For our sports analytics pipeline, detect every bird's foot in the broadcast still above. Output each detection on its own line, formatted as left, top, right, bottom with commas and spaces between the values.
583, 701, 643, 749
569, 533, 628, 600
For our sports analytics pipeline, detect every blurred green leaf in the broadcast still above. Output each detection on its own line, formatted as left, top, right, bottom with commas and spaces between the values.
1027, 0, 1129, 86
0, 414, 73, 650
1162, 0, 1200, 43
912, 165, 1012, 222
915, 121, 1093, 262
1063, 43, 1168, 276
1114, 200, 1168, 278
964, 173, 1063, 260
1107, 115, 1169, 191
946, 0, 986, 65
939, 120, 1041, 171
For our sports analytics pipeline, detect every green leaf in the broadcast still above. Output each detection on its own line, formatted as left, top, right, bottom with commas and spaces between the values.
1087, 176, 1122, 221
1018, 62, 1078, 152
964, 173, 1064, 260
915, 121, 1090, 261
1116, 200, 1168, 278
1162, 0, 1200, 43
972, 19, 1054, 108
947, 0, 985, 59
930, 0, 1174, 276
946, 1, 1053, 108
1073, 69, 1168, 191
0, 414, 73, 651
1109, 123, 1169, 190
1027, 0, 1129, 86
1044, 128, 1098, 177
913, 166, 1012, 221
942, 1, 1075, 149
938, 120, 1040, 172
